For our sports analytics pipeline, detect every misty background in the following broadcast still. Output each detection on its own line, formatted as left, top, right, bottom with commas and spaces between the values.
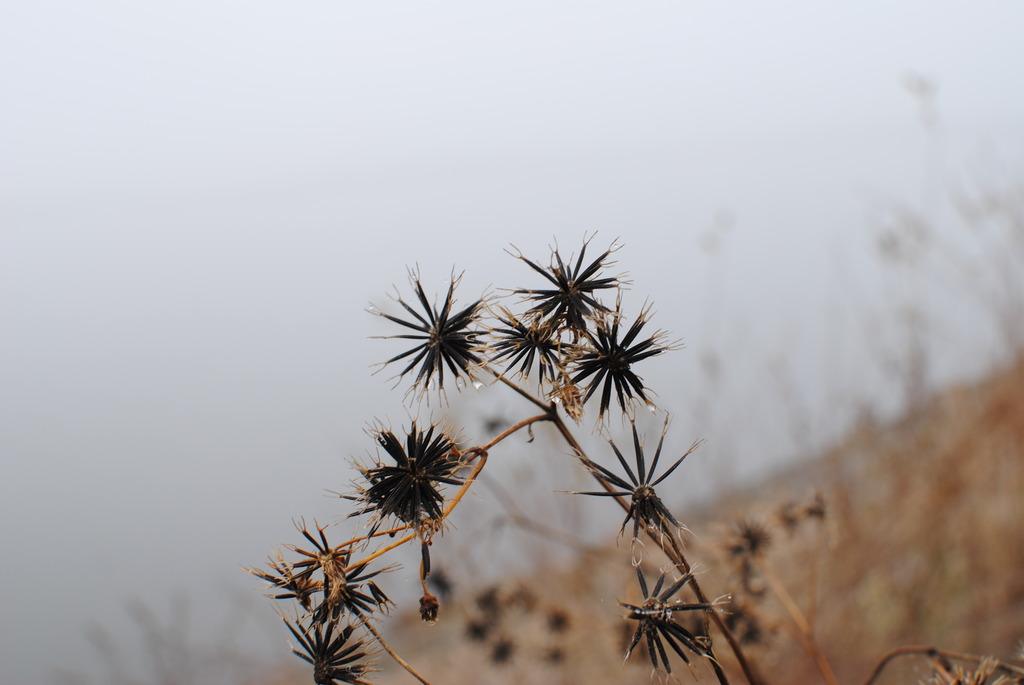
2, 2, 1023, 682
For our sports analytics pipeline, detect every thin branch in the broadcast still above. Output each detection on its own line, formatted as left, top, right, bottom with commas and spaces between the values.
486, 365, 553, 411
760, 560, 839, 685
336, 524, 414, 550
439, 448, 488, 514
360, 617, 432, 685
348, 532, 417, 571
479, 413, 552, 452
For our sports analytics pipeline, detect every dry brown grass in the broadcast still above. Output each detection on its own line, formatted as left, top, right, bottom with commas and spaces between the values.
373, 355, 1024, 684
782, 352, 1024, 682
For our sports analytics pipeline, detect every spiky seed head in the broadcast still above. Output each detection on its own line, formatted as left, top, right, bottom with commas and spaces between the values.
350, 421, 464, 534
511, 237, 622, 334
371, 271, 485, 398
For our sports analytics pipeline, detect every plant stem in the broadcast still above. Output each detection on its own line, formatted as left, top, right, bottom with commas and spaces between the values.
349, 531, 417, 571
360, 617, 433, 685
438, 448, 488, 514
337, 525, 414, 549
665, 533, 761, 685
479, 413, 552, 452
760, 559, 838, 685
491, 369, 553, 410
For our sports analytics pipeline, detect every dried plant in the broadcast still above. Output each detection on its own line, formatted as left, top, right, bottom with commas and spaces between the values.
251, 238, 743, 685
571, 420, 699, 543
573, 299, 675, 418
249, 236, 1016, 685
510, 237, 620, 334
283, 617, 376, 685
622, 565, 725, 674
371, 270, 485, 396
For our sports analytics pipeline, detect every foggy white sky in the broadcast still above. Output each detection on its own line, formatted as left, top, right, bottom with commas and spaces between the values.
2, 2, 1023, 682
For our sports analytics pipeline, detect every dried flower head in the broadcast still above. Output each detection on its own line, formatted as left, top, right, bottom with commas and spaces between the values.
922, 656, 1017, 685
777, 501, 802, 532
465, 618, 491, 642
512, 238, 620, 333
622, 565, 723, 675
727, 519, 772, 560
246, 549, 319, 613
371, 271, 484, 396
475, 586, 502, 616
544, 647, 566, 664
249, 522, 391, 623
572, 300, 673, 418
284, 616, 375, 685
419, 592, 440, 624
573, 421, 699, 541
490, 637, 516, 665
489, 306, 563, 384
547, 608, 570, 633
777, 492, 827, 533
350, 421, 464, 534
549, 370, 585, 422
286, 521, 393, 622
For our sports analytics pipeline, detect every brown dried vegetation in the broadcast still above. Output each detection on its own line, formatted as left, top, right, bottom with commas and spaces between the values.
373, 354, 1024, 684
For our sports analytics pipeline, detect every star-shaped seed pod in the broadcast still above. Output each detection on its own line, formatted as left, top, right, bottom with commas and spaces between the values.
622, 566, 724, 675
349, 421, 464, 535
372, 271, 485, 397
284, 616, 376, 685
512, 238, 621, 334
573, 421, 699, 542
571, 300, 674, 418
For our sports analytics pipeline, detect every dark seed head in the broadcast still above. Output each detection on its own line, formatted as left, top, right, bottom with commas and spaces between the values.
350, 421, 464, 534
547, 609, 570, 634
490, 637, 515, 665
371, 271, 485, 397
465, 618, 490, 642
511, 238, 622, 334
728, 519, 772, 560
571, 300, 675, 418
419, 592, 440, 624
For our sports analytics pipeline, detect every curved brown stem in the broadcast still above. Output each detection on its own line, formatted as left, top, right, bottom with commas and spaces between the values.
360, 617, 432, 685
479, 413, 552, 452
760, 560, 838, 685
484, 364, 553, 411
349, 531, 417, 570
336, 524, 414, 549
